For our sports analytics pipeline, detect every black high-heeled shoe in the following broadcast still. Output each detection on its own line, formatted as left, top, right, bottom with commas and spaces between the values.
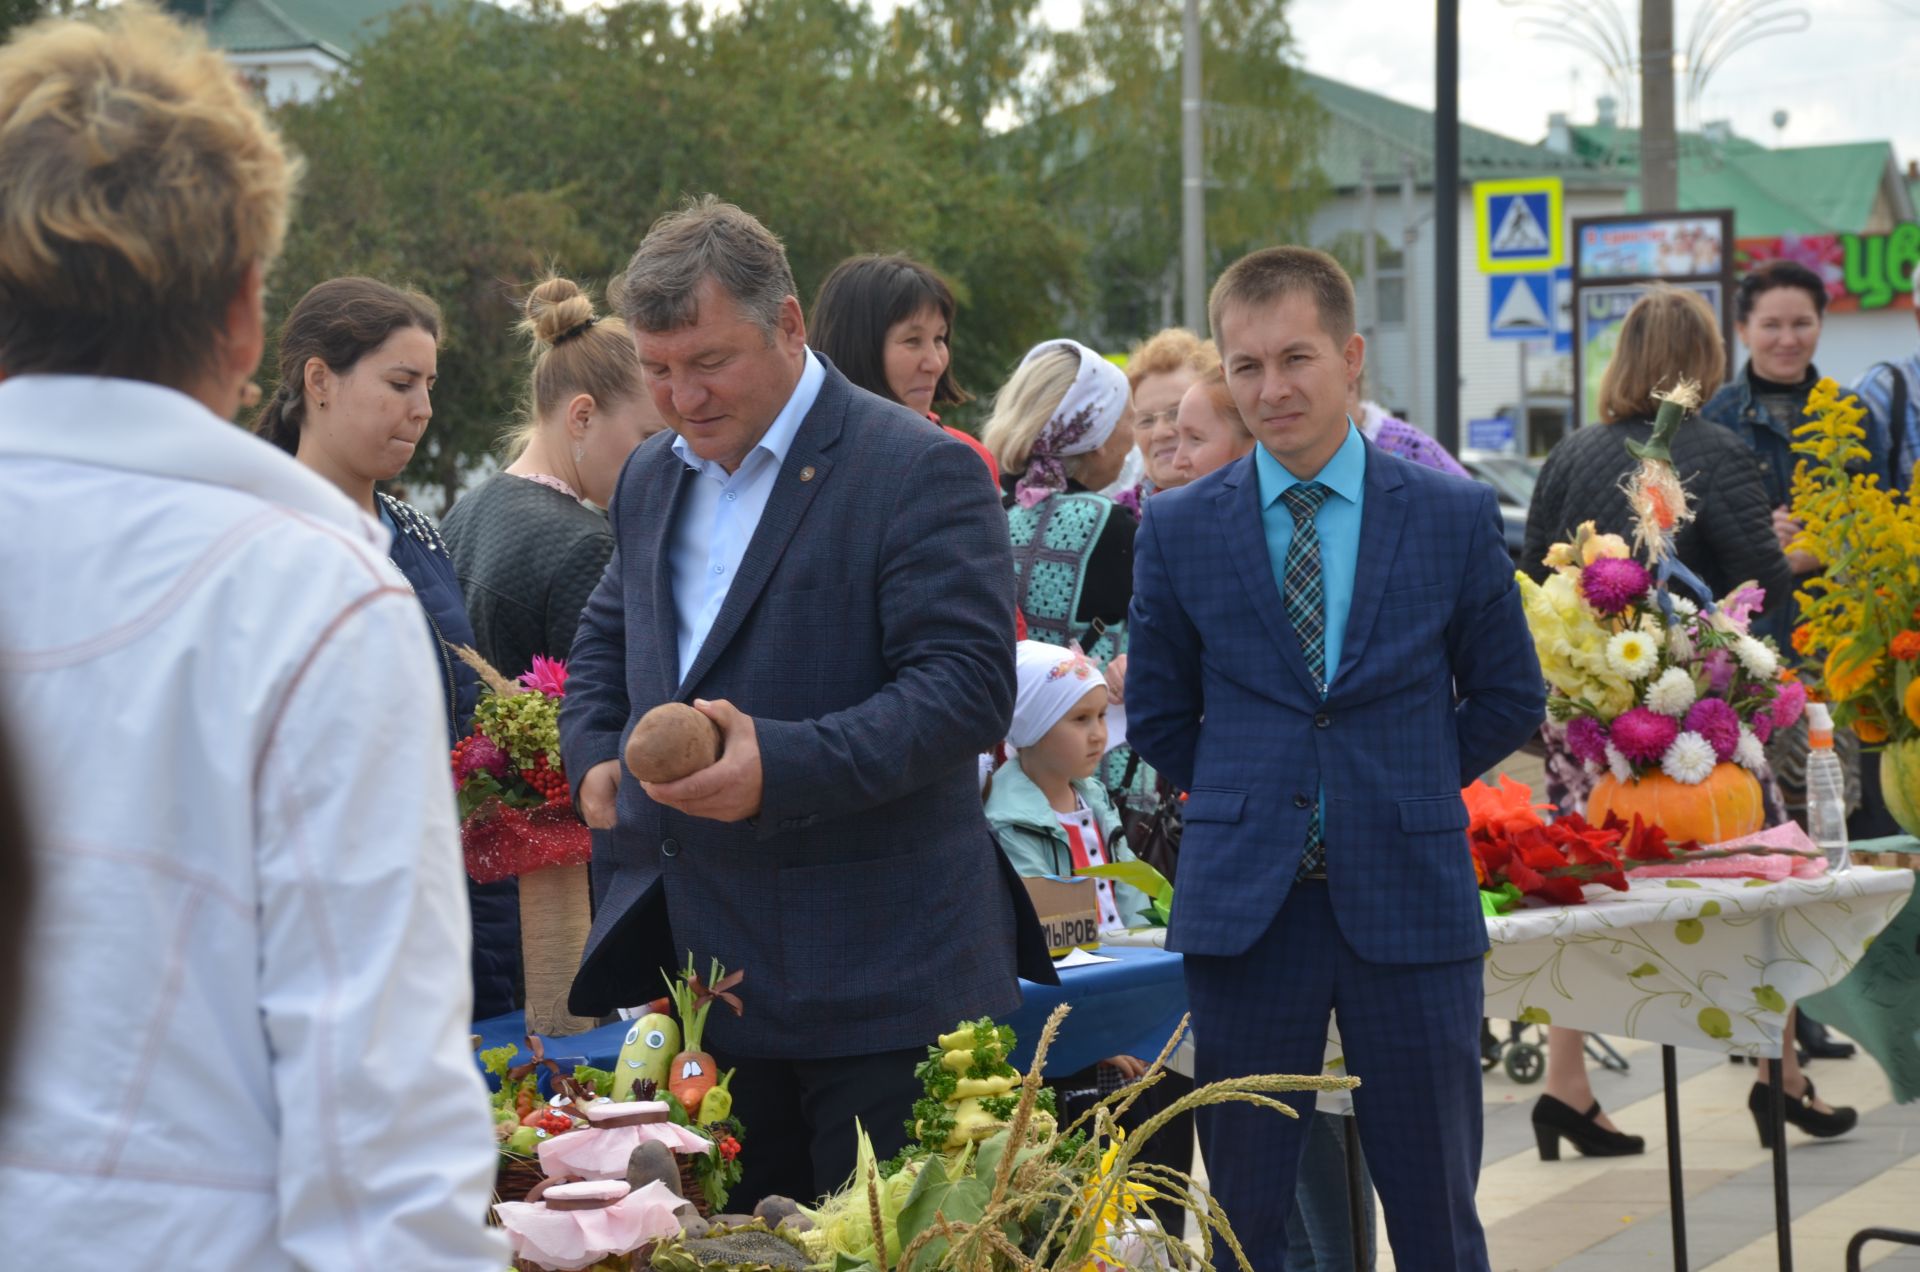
1532, 1094, 1647, 1160
1748, 1079, 1858, 1148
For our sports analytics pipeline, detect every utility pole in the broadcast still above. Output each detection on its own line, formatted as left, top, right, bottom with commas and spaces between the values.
1181, 0, 1206, 332
1640, 0, 1678, 211
1434, 0, 1460, 455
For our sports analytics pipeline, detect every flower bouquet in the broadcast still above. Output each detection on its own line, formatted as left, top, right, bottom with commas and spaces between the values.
1518, 519, 1805, 844
1787, 378, 1920, 835
452, 651, 595, 1035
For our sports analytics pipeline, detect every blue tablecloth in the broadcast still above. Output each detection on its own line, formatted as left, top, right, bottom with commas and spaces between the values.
474, 944, 1187, 1085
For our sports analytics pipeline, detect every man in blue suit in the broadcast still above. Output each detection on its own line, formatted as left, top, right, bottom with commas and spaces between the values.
559, 197, 1053, 1206
1127, 247, 1544, 1271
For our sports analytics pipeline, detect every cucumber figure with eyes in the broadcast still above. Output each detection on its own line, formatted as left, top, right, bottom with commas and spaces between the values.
612, 998, 681, 1102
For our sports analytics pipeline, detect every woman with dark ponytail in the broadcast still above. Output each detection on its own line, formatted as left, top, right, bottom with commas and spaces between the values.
255, 277, 517, 1021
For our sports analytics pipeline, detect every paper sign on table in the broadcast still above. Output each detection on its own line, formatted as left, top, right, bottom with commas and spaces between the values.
1054, 948, 1116, 969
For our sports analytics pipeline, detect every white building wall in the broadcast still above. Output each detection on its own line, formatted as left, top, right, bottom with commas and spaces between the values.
230, 49, 342, 106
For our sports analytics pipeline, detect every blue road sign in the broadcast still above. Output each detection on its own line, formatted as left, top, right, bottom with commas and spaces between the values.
1468, 417, 1516, 452
1488, 272, 1553, 341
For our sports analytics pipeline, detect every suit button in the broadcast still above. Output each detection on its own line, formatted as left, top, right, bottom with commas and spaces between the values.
1314, 712, 1332, 729
1294, 793, 1312, 809
661, 837, 680, 858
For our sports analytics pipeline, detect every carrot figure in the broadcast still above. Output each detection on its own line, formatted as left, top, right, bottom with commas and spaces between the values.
662, 953, 744, 1119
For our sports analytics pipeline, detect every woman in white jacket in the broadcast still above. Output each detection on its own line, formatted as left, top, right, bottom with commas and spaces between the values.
0, 9, 503, 1269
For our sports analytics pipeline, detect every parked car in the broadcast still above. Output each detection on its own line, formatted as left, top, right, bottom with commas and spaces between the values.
1460, 451, 1541, 566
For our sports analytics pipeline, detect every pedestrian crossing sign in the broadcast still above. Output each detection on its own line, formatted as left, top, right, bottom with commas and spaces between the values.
1475, 177, 1565, 274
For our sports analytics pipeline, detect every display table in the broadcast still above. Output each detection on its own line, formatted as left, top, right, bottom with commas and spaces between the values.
1488, 864, 1914, 1272
474, 945, 1188, 1083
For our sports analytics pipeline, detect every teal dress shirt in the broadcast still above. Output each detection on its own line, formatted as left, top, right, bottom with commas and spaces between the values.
1255, 419, 1368, 689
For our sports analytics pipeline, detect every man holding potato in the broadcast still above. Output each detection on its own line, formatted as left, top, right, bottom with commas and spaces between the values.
560, 196, 1053, 1207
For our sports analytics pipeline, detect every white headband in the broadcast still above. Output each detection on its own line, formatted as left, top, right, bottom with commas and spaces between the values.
1012, 339, 1131, 508
1009, 640, 1105, 748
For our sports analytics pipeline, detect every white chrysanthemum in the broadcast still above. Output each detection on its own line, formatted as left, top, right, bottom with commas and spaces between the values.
1661, 731, 1717, 784
1734, 635, 1778, 680
1734, 725, 1767, 773
1605, 743, 1634, 784
1666, 595, 1699, 617
1606, 630, 1660, 681
1646, 666, 1698, 718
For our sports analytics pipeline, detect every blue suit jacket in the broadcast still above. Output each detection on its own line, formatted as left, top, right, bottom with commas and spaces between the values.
1126, 442, 1545, 964
559, 358, 1054, 1057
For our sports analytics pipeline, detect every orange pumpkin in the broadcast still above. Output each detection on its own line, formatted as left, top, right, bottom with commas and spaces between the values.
1585, 763, 1764, 847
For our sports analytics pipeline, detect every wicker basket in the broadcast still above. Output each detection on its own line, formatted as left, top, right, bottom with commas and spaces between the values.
494, 1154, 546, 1206
677, 1156, 712, 1217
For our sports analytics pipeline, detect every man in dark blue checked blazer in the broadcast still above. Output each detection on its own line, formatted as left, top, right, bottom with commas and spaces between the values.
1127, 247, 1545, 1272
559, 198, 1054, 1209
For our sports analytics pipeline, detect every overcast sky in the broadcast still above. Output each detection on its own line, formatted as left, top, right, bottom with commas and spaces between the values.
1274, 0, 1920, 166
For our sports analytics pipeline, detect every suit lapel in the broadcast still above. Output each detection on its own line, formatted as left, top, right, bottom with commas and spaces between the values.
1215, 454, 1321, 701
1332, 443, 1409, 689
648, 460, 696, 704
676, 377, 847, 695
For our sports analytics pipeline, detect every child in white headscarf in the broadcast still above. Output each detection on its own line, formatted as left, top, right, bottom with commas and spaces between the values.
985, 641, 1153, 933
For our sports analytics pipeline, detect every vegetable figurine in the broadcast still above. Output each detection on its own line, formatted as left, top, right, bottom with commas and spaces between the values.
663, 953, 745, 1119
909, 1018, 1057, 1152
698, 1068, 736, 1124
613, 996, 682, 1101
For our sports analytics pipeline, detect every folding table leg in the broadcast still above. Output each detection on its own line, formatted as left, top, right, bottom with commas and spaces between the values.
1770, 1055, 1793, 1270
1344, 1115, 1369, 1272
1664, 1045, 1688, 1271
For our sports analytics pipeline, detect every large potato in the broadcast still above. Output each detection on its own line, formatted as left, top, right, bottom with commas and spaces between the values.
625, 702, 723, 783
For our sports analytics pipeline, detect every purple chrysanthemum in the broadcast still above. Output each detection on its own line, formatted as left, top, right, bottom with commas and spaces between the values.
1581, 557, 1652, 614
1565, 716, 1610, 765
1703, 649, 1736, 695
1611, 707, 1681, 766
1772, 679, 1808, 731
1751, 706, 1775, 744
1684, 698, 1741, 762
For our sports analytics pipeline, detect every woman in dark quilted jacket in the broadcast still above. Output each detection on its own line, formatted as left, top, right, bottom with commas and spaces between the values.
1521, 285, 1853, 1159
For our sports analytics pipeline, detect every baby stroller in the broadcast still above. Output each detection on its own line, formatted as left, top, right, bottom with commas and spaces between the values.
1481, 1019, 1628, 1084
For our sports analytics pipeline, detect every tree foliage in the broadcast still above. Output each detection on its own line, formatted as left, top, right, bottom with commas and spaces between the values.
264, 0, 1325, 502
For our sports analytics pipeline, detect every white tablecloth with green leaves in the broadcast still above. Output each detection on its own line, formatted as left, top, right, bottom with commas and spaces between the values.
1481, 866, 1916, 1054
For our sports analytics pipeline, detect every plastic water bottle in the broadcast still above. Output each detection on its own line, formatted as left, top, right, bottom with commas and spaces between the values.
1805, 702, 1851, 875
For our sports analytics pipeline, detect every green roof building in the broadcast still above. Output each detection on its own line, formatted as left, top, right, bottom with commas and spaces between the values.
162, 0, 442, 103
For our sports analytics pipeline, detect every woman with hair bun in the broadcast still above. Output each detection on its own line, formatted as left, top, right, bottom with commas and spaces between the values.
442, 275, 663, 680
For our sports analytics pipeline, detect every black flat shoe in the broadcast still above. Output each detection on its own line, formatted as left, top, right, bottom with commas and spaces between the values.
1749, 1079, 1859, 1149
1532, 1094, 1647, 1160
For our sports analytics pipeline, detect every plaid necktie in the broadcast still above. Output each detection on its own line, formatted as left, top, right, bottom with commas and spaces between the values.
1282, 482, 1332, 878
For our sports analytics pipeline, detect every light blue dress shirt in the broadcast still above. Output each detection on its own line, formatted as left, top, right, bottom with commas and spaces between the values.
669, 348, 826, 684
1255, 419, 1368, 690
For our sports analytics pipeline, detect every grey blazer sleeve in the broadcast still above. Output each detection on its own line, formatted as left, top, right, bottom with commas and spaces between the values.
753, 438, 1017, 833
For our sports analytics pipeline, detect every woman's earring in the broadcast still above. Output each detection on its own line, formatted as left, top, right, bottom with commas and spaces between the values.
572, 442, 588, 462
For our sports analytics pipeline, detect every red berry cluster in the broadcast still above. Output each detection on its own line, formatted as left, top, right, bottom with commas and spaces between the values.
520, 753, 571, 804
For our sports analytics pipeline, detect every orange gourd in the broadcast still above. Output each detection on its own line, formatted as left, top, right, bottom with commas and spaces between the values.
1585, 762, 1764, 846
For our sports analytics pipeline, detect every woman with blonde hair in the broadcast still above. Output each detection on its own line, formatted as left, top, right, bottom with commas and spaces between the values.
442, 275, 663, 679
1118, 327, 1220, 509
0, 6, 501, 1266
